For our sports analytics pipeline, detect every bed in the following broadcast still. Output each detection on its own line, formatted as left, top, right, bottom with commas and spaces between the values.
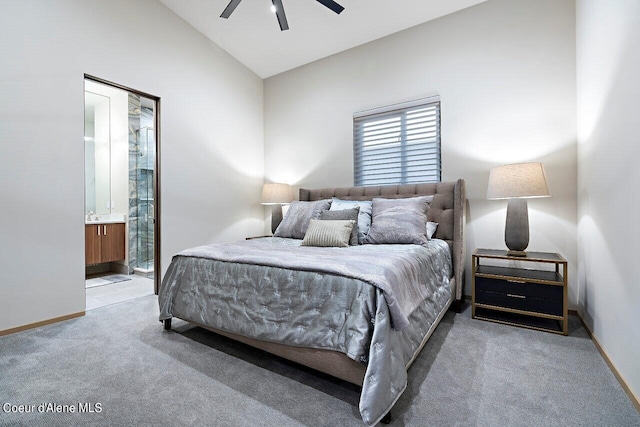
159, 180, 466, 426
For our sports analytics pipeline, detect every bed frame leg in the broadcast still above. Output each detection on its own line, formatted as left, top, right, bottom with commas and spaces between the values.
453, 297, 469, 313
381, 411, 391, 424
163, 319, 172, 330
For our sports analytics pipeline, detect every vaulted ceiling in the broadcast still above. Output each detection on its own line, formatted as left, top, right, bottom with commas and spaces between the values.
159, 0, 487, 78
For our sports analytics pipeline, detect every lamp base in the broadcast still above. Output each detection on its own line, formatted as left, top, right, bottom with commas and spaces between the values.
507, 250, 527, 257
271, 205, 283, 234
505, 198, 530, 253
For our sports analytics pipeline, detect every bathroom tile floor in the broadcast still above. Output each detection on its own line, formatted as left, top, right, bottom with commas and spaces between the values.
86, 274, 155, 310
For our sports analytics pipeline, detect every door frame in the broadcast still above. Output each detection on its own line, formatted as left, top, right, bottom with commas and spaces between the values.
84, 74, 162, 294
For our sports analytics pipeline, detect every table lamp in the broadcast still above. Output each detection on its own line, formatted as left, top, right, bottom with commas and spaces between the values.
487, 162, 550, 256
261, 183, 293, 233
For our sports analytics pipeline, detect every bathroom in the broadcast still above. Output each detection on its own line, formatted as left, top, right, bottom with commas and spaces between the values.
84, 78, 157, 308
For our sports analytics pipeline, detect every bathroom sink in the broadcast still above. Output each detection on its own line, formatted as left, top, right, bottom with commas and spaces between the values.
85, 214, 126, 224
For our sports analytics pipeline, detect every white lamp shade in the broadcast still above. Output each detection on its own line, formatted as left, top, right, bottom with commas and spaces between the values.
261, 183, 292, 205
487, 162, 550, 200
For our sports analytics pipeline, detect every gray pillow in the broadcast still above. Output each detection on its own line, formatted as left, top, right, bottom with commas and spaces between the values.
301, 220, 355, 248
274, 199, 331, 239
330, 198, 373, 244
365, 196, 433, 245
319, 207, 360, 245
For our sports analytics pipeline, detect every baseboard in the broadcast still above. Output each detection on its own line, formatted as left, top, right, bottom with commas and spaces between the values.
570, 310, 640, 413
0, 311, 85, 337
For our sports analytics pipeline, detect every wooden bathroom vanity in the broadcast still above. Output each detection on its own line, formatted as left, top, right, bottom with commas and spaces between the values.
85, 222, 126, 265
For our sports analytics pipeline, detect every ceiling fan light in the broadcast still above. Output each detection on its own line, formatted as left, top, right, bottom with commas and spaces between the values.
220, 0, 344, 29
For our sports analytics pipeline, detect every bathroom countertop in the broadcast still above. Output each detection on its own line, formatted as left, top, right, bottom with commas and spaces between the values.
85, 219, 127, 225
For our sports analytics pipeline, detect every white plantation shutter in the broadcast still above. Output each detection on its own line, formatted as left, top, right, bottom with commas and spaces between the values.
353, 97, 441, 186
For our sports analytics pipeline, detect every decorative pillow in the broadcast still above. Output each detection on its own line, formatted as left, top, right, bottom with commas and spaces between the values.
365, 196, 433, 245
427, 221, 439, 240
301, 219, 355, 248
330, 198, 373, 244
319, 207, 360, 245
274, 199, 331, 239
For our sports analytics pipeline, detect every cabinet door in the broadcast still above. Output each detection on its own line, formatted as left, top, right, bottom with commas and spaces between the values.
101, 223, 126, 263
85, 225, 102, 265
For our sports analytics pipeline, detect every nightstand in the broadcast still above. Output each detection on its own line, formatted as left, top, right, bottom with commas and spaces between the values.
472, 249, 568, 335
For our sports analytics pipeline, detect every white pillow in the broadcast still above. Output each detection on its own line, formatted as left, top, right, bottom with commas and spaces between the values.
427, 221, 438, 240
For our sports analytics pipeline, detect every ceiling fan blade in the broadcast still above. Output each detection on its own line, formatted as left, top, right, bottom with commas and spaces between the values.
316, 0, 344, 14
272, 0, 289, 31
220, 0, 243, 19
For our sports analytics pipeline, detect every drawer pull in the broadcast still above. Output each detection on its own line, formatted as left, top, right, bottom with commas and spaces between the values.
507, 293, 526, 299
507, 279, 526, 284
104, 225, 107, 235
97, 226, 101, 236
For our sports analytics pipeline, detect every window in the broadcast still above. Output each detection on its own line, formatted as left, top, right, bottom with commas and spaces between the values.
353, 96, 441, 187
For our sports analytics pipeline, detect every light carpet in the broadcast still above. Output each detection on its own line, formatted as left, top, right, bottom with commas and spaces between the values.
0, 295, 638, 426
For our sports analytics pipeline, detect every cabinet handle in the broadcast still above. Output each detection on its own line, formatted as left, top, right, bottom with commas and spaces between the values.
104, 225, 107, 235
507, 293, 526, 299
507, 279, 526, 284
97, 226, 101, 236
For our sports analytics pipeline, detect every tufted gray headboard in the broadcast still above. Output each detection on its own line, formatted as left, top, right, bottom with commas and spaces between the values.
299, 179, 466, 302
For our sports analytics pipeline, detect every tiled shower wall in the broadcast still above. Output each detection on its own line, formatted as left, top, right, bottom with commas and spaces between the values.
128, 94, 154, 272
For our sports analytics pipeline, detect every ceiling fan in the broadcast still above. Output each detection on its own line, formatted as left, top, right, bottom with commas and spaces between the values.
220, 0, 345, 31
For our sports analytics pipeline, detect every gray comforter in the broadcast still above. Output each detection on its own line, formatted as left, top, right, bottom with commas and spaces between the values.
159, 237, 452, 426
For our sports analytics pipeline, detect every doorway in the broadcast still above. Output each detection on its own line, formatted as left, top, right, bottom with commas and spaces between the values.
83, 75, 161, 309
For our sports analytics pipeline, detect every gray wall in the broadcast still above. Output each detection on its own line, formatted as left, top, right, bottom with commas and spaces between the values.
264, 0, 578, 299
0, 0, 264, 331
577, 0, 640, 402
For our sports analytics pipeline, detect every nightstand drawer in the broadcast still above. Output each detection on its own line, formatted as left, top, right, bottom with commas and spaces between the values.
475, 289, 562, 316
475, 276, 562, 301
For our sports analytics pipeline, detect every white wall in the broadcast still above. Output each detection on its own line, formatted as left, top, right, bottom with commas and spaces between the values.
0, 0, 264, 331
577, 0, 640, 401
265, 0, 577, 298
104, 85, 128, 218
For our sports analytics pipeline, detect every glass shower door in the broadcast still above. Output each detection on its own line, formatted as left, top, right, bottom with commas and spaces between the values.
129, 94, 155, 275
136, 126, 154, 273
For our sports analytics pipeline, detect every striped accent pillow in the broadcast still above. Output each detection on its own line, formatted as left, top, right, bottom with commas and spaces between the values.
301, 219, 356, 248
